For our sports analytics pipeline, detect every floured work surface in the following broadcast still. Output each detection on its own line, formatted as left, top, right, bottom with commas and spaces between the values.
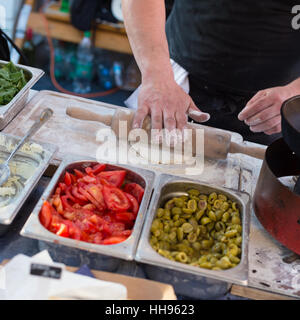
5, 90, 299, 299
3, 90, 120, 163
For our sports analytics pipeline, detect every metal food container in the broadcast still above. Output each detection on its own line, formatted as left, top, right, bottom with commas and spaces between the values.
0, 60, 44, 130
135, 174, 251, 298
0, 132, 57, 235
20, 156, 156, 263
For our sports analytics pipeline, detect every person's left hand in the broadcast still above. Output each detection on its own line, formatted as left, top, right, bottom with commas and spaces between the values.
238, 84, 298, 135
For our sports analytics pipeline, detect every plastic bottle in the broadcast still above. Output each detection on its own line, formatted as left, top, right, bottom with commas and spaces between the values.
113, 61, 123, 87
64, 43, 77, 82
73, 31, 94, 94
98, 62, 114, 90
21, 28, 35, 66
53, 39, 65, 81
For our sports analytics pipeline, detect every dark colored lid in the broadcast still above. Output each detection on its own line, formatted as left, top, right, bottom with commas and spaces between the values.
281, 95, 300, 158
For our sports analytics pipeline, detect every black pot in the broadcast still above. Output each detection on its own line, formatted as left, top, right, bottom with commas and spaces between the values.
281, 96, 300, 195
281, 95, 300, 158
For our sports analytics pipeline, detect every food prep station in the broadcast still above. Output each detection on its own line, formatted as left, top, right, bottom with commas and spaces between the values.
0, 61, 299, 300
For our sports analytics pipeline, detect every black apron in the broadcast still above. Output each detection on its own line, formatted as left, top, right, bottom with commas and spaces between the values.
166, 0, 299, 144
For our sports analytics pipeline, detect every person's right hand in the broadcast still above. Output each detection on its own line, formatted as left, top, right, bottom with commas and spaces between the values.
132, 75, 210, 134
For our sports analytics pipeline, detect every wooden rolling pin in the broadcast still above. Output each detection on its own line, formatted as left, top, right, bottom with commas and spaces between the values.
66, 106, 266, 160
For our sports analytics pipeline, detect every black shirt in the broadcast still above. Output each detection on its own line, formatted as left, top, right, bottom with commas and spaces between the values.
166, 0, 300, 95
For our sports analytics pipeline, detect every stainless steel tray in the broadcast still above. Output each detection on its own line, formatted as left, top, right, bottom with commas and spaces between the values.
0, 60, 44, 130
135, 173, 251, 286
0, 132, 57, 226
20, 155, 156, 261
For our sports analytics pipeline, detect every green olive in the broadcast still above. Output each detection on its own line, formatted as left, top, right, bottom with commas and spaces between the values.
180, 195, 189, 202
208, 210, 217, 221
177, 227, 184, 241
213, 199, 223, 209
156, 208, 165, 218
182, 222, 194, 233
225, 229, 238, 238
174, 198, 185, 207
232, 216, 241, 225
182, 207, 194, 214
220, 202, 229, 212
187, 189, 200, 197
208, 192, 217, 204
168, 231, 177, 242
221, 211, 230, 222
164, 199, 174, 210
175, 252, 188, 263
215, 221, 226, 232
171, 207, 182, 215
200, 217, 212, 225
192, 241, 201, 251
187, 199, 198, 212
187, 232, 197, 243
218, 194, 227, 201
195, 210, 205, 221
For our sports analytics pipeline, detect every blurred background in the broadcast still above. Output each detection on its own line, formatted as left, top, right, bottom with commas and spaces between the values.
0, 0, 174, 106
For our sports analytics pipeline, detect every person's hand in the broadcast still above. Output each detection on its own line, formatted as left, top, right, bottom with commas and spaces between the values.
238, 84, 297, 135
132, 75, 210, 133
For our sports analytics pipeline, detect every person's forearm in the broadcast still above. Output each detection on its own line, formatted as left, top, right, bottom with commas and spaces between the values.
122, 0, 173, 81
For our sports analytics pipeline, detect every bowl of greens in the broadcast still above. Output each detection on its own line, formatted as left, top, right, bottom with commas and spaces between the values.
0, 62, 29, 105
0, 60, 44, 129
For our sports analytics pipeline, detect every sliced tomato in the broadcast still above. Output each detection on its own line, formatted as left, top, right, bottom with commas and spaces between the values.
82, 203, 96, 211
101, 223, 112, 237
70, 173, 77, 184
54, 186, 61, 195
101, 236, 127, 245
52, 195, 64, 214
64, 220, 81, 240
115, 211, 136, 222
58, 182, 67, 193
91, 163, 106, 175
49, 215, 63, 233
71, 186, 88, 202
98, 170, 126, 188
88, 214, 101, 226
110, 222, 126, 233
56, 223, 69, 237
65, 186, 86, 206
87, 185, 104, 202
74, 169, 84, 179
82, 218, 99, 234
78, 186, 106, 212
82, 175, 97, 184
61, 195, 75, 211
39, 201, 53, 228
124, 192, 139, 216
85, 166, 95, 177
102, 185, 130, 211
123, 183, 145, 204
64, 172, 72, 186
97, 177, 110, 186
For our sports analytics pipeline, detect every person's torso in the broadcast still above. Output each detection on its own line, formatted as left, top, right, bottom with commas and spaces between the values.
166, 0, 300, 95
